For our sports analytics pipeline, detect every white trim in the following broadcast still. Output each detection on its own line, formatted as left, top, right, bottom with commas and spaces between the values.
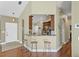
17, 40, 22, 44
24, 45, 62, 52
63, 39, 69, 44
0, 40, 21, 45
55, 45, 62, 52
24, 44, 31, 51
1, 40, 22, 52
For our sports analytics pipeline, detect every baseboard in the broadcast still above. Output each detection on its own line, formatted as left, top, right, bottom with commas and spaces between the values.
0, 40, 22, 45
63, 39, 69, 44
16, 40, 22, 44
55, 45, 62, 52
1, 40, 22, 52
24, 45, 62, 52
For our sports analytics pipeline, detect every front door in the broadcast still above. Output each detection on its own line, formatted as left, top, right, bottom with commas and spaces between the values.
5, 23, 17, 43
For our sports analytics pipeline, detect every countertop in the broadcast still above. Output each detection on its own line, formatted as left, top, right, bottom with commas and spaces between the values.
24, 34, 56, 36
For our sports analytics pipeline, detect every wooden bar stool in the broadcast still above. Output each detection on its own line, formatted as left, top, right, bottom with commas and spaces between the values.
31, 41, 38, 56
22, 39, 31, 56
22, 39, 28, 49
44, 41, 51, 56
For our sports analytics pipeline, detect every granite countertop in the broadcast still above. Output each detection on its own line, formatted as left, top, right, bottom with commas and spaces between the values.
25, 34, 56, 36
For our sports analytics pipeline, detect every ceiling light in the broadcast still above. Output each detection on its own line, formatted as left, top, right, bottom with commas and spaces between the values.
18, 1, 22, 5
13, 18, 15, 22
12, 12, 15, 22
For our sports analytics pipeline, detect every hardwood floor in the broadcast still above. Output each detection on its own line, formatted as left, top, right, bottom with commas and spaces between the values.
0, 41, 71, 57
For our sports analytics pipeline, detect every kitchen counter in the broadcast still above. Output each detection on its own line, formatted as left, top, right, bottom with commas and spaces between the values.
24, 35, 56, 52
24, 33, 56, 36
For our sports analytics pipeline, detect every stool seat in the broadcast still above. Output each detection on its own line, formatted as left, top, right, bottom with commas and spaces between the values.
44, 41, 51, 43
22, 39, 31, 56
22, 39, 28, 46
31, 41, 37, 43
23, 39, 27, 41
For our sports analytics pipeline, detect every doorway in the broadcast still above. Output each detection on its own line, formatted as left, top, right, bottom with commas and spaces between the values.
61, 15, 71, 56
61, 15, 71, 44
5, 23, 17, 43
22, 19, 24, 43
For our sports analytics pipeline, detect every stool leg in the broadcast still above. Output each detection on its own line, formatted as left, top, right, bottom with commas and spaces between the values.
47, 43, 51, 57
36, 43, 38, 57
43, 42, 51, 57
30, 43, 33, 56
43, 43, 46, 56
30, 42, 37, 57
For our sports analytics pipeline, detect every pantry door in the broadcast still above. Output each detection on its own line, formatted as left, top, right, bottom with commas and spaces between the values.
5, 23, 17, 43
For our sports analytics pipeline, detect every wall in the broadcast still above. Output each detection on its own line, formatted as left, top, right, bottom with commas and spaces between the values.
0, 21, 2, 42
64, 17, 70, 43
61, 16, 70, 44
72, 2, 79, 57
18, 2, 31, 42
31, 1, 57, 50
56, 6, 71, 50
0, 16, 18, 43
19, 1, 62, 52
55, 7, 62, 50
31, 1, 56, 15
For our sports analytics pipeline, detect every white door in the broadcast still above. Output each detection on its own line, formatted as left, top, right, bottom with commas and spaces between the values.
5, 23, 17, 43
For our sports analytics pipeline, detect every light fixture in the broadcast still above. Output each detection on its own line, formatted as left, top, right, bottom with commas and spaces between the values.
18, 1, 22, 5
12, 12, 15, 22
13, 18, 15, 22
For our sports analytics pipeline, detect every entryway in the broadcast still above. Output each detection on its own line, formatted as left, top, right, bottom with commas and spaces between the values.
61, 15, 71, 56
5, 23, 17, 43
1, 23, 22, 52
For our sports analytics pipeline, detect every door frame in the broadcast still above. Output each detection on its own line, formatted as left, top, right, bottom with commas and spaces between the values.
5, 22, 18, 43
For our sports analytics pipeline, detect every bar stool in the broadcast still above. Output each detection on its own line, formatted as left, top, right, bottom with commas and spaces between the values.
22, 39, 28, 49
22, 39, 30, 56
44, 41, 51, 56
31, 41, 38, 56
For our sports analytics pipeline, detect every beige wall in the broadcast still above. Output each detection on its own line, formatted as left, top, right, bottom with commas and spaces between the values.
64, 17, 70, 43
31, 1, 56, 15
0, 1, 65, 52
18, 2, 31, 42
61, 15, 71, 44
32, 1, 57, 50
56, 9, 71, 50
0, 21, 2, 42
19, 1, 63, 51
0, 16, 18, 43
55, 8, 62, 49
72, 2, 79, 57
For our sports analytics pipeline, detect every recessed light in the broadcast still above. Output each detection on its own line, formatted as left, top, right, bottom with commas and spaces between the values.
18, 1, 22, 5
13, 18, 15, 22
12, 12, 15, 15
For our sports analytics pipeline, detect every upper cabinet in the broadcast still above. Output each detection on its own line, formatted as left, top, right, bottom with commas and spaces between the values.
29, 15, 55, 35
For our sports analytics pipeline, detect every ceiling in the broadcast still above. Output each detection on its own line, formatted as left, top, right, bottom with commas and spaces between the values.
61, 1, 71, 14
57, 1, 71, 15
0, 1, 71, 18
0, 1, 28, 17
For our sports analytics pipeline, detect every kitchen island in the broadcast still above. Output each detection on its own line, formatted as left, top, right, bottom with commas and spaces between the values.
23, 34, 59, 52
